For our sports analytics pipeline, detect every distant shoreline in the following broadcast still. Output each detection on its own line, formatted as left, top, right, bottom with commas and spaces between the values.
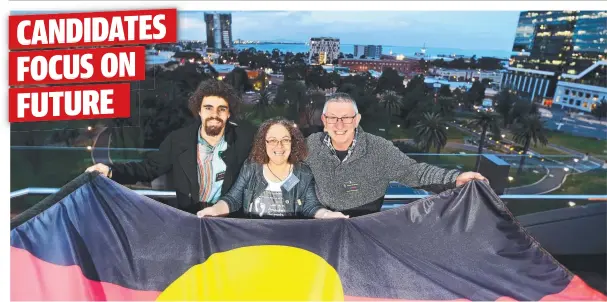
235, 42, 305, 45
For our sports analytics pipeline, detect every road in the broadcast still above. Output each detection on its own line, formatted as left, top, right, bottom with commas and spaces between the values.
446, 122, 603, 194
541, 107, 607, 140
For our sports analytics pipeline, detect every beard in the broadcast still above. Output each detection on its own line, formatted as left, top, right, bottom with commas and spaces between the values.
204, 117, 225, 136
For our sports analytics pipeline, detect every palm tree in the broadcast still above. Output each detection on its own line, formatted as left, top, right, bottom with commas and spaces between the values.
414, 112, 448, 153
471, 111, 501, 171
434, 96, 455, 118
379, 90, 404, 134
512, 114, 548, 175
253, 89, 273, 121
495, 89, 516, 128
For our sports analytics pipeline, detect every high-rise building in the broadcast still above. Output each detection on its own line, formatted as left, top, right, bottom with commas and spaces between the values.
502, 11, 606, 110
353, 45, 366, 58
309, 37, 340, 64
204, 13, 233, 53
353, 45, 383, 59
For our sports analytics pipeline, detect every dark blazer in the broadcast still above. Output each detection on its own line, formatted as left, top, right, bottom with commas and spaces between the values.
109, 120, 255, 214
220, 160, 324, 218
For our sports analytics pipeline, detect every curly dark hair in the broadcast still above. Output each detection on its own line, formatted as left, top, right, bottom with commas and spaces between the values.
249, 117, 308, 164
188, 79, 241, 118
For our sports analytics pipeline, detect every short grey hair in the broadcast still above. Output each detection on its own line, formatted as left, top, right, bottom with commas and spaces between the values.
322, 92, 359, 115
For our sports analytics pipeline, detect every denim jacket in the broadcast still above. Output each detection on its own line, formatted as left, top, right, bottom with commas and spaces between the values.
220, 160, 324, 218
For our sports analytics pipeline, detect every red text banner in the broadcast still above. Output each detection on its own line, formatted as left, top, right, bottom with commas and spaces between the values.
9, 83, 131, 122
9, 46, 146, 86
9, 9, 177, 50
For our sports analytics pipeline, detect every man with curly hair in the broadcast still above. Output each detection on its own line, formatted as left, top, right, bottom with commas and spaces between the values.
86, 79, 255, 215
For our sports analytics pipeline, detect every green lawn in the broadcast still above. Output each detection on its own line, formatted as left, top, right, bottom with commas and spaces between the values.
11, 149, 95, 214
11, 150, 94, 192
545, 130, 607, 158
550, 169, 607, 195
388, 124, 467, 143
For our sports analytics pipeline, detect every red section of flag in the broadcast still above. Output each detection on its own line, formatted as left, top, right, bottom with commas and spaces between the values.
8, 9, 177, 50
9, 46, 146, 86
9, 83, 131, 122
539, 275, 607, 301
11, 247, 161, 301
345, 276, 607, 301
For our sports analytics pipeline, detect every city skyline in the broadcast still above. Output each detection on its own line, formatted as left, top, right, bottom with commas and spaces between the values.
178, 11, 521, 51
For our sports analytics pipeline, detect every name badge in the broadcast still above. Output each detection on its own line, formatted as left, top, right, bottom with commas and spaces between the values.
344, 182, 359, 193
215, 171, 225, 181
282, 175, 300, 191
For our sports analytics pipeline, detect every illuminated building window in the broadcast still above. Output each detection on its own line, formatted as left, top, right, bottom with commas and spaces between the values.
583, 102, 588, 108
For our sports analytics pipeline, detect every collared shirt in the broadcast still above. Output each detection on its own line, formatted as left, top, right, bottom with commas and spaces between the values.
323, 128, 358, 162
197, 128, 227, 203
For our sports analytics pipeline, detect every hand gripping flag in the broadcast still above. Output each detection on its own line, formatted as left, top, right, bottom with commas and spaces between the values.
10, 172, 607, 301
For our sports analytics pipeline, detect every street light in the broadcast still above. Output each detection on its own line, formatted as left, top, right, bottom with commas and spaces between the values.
508, 176, 514, 182
501, 134, 506, 138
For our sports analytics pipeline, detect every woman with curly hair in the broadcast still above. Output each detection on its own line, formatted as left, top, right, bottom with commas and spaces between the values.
198, 117, 348, 219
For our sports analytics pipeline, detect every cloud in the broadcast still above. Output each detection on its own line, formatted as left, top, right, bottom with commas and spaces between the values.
179, 16, 205, 30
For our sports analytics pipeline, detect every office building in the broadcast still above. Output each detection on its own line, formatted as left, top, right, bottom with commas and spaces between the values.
502, 11, 606, 106
353, 45, 366, 58
204, 13, 233, 52
309, 37, 340, 64
338, 58, 420, 75
353, 45, 383, 59
552, 60, 606, 112
432, 68, 505, 89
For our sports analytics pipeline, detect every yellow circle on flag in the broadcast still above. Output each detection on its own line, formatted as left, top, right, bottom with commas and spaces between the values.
156, 245, 344, 301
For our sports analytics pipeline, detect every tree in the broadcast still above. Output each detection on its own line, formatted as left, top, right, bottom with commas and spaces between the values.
224, 67, 253, 93
471, 111, 501, 171
305, 65, 324, 88
375, 68, 405, 94
379, 91, 404, 135
274, 80, 308, 122
495, 89, 516, 128
401, 86, 431, 127
452, 88, 464, 109
252, 89, 273, 121
414, 112, 448, 153
438, 85, 452, 97
304, 89, 326, 127
468, 80, 486, 106
591, 99, 607, 121
512, 114, 548, 175
433, 96, 455, 118
510, 98, 538, 125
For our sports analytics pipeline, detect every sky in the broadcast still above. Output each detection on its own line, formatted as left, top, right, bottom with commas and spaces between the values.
178, 11, 521, 51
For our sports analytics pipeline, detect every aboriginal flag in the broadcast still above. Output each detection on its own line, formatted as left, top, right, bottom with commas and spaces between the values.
10, 172, 607, 301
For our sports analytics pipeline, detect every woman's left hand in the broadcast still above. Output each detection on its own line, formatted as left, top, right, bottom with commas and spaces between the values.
315, 209, 349, 219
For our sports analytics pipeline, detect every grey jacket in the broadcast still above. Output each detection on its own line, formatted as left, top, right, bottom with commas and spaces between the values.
220, 160, 324, 218
305, 127, 461, 211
